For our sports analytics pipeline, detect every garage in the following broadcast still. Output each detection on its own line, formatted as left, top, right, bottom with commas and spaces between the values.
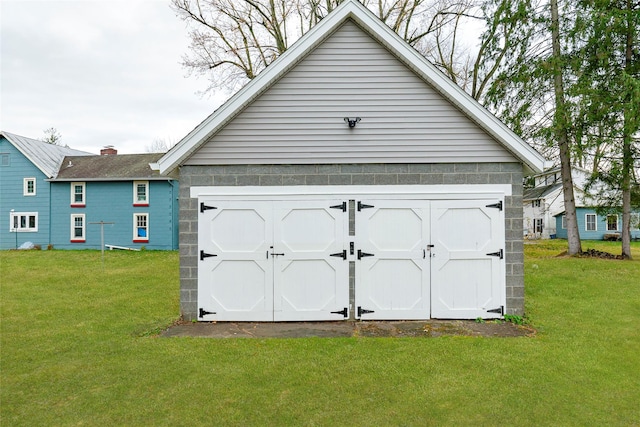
195, 186, 508, 321
154, 0, 547, 321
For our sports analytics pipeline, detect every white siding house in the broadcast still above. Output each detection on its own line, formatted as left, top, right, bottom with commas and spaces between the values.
523, 168, 590, 239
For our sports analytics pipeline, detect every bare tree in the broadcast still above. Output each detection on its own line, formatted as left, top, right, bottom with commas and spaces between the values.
171, 0, 481, 94
146, 138, 177, 153
42, 127, 62, 145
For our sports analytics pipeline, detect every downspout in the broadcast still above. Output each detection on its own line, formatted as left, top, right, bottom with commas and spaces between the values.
168, 179, 177, 250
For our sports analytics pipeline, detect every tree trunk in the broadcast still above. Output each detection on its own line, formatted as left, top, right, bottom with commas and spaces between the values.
550, 0, 582, 255
621, 0, 634, 259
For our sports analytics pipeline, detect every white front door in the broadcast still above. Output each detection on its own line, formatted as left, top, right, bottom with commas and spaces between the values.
198, 199, 349, 321
355, 200, 431, 320
430, 200, 506, 319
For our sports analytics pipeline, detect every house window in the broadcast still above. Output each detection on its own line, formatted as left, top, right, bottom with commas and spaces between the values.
606, 214, 618, 231
631, 213, 640, 231
9, 212, 38, 232
0, 153, 9, 166
71, 182, 86, 206
585, 214, 597, 231
561, 215, 567, 229
70, 214, 85, 242
133, 181, 149, 206
133, 213, 149, 242
532, 200, 541, 208
23, 178, 36, 196
534, 218, 544, 233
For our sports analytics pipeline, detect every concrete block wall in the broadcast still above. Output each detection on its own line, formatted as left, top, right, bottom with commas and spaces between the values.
179, 162, 524, 320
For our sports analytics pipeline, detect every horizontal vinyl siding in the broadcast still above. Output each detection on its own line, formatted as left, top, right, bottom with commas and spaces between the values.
186, 20, 516, 166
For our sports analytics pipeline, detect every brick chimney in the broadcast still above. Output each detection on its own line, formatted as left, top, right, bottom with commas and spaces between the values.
100, 145, 117, 155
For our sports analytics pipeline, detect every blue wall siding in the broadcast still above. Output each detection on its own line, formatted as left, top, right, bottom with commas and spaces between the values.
555, 207, 640, 240
50, 180, 179, 250
0, 137, 52, 249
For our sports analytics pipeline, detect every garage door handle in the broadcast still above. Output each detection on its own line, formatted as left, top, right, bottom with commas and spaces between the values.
357, 250, 374, 260
330, 250, 347, 260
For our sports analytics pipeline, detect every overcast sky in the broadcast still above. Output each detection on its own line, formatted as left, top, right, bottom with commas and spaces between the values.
1, 0, 226, 154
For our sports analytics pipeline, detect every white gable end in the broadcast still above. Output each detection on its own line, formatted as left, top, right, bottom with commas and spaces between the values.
157, 0, 546, 174
186, 21, 516, 166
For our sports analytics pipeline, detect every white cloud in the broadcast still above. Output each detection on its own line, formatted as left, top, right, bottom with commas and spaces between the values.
1, 0, 225, 154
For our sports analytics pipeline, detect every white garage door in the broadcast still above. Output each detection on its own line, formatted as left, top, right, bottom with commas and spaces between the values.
193, 186, 508, 322
354, 200, 431, 320
198, 199, 350, 321
430, 200, 505, 319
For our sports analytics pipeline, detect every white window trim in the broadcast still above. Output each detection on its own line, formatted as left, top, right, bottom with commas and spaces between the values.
71, 182, 86, 206
631, 213, 640, 231
133, 213, 149, 241
23, 178, 36, 196
70, 214, 85, 241
606, 214, 619, 231
9, 212, 38, 232
561, 215, 567, 229
585, 213, 597, 232
133, 181, 149, 205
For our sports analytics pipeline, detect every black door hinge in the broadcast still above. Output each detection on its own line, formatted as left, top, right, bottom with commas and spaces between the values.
199, 308, 216, 317
330, 202, 347, 212
200, 250, 218, 260
485, 201, 503, 211
357, 250, 374, 260
357, 201, 374, 211
487, 306, 504, 315
486, 249, 504, 259
331, 308, 348, 318
200, 203, 217, 213
357, 307, 375, 317
330, 250, 347, 260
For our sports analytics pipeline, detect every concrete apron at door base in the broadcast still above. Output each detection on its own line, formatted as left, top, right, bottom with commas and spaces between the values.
193, 185, 509, 322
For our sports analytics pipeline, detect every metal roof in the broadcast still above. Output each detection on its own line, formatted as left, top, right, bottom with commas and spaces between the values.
53, 153, 171, 181
1, 131, 93, 178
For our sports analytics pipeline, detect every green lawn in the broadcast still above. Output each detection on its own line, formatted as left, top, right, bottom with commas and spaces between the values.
1, 242, 639, 426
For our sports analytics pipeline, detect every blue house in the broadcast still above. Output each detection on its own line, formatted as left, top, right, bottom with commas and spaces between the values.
554, 207, 640, 241
1, 131, 179, 250
50, 148, 179, 250
0, 131, 92, 249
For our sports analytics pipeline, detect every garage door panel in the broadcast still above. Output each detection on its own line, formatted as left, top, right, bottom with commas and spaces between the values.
435, 259, 496, 311
431, 200, 505, 319
208, 260, 272, 315
208, 208, 268, 252
368, 259, 424, 311
279, 207, 337, 252
198, 200, 274, 321
368, 207, 424, 252
355, 200, 430, 320
274, 201, 349, 321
